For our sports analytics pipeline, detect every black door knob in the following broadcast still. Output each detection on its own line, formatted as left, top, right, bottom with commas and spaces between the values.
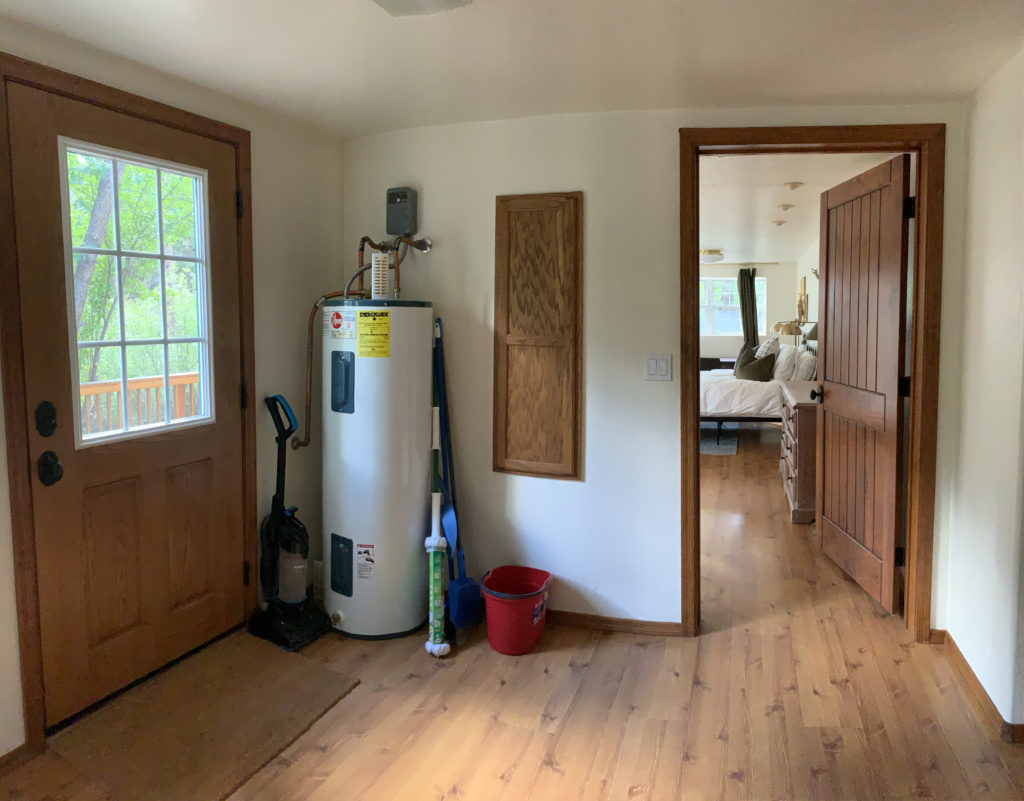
38, 450, 63, 486
810, 384, 825, 404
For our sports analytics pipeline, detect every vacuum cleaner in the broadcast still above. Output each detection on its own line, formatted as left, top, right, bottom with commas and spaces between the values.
248, 395, 332, 651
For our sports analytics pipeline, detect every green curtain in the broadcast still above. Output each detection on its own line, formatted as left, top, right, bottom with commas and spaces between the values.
738, 267, 758, 351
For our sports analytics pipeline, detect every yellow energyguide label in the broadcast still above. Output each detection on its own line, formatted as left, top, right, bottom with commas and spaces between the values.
357, 310, 391, 357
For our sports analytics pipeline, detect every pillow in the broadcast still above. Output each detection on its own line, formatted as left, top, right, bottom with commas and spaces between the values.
794, 350, 817, 381
735, 352, 776, 382
754, 336, 780, 360
733, 346, 755, 376
773, 343, 798, 381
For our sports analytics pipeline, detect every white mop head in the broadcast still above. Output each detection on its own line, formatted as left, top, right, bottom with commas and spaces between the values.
425, 639, 451, 657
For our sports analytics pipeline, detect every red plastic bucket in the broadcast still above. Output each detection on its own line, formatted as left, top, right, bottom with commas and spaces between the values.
481, 566, 552, 655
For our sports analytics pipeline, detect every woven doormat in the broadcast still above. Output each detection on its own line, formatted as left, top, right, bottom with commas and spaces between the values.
49, 631, 357, 801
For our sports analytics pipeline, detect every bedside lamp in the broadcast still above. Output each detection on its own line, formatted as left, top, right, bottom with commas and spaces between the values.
770, 320, 803, 346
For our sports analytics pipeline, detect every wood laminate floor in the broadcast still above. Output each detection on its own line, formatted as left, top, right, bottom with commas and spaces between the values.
2, 425, 1022, 800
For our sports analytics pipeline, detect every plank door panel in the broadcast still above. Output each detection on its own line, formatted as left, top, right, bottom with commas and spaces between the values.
815, 155, 910, 612
493, 192, 582, 478
6, 82, 245, 724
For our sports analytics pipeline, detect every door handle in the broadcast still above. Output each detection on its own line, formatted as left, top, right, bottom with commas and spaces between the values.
38, 450, 64, 486
810, 384, 824, 404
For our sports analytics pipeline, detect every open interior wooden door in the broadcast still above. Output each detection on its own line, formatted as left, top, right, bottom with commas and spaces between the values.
814, 154, 910, 613
5, 79, 247, 726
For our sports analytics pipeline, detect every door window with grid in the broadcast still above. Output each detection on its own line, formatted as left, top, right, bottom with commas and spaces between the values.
60, 139, 213, 445
698, 277, 766, 336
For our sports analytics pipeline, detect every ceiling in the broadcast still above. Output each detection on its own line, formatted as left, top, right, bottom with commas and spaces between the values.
699, 153, 893, 263
0, 0, 1022, 136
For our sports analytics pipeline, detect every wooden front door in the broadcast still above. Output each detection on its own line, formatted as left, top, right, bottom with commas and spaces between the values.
815, 154, 910, 613
6, 81, 246, 724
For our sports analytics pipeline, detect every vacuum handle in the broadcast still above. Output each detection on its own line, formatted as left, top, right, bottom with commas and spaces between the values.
265, 395, 297, 439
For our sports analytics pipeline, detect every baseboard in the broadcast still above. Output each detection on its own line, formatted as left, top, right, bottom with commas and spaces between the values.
0, 743, 32, 776
936, 629, 1024, 745
547, 609, 684, 637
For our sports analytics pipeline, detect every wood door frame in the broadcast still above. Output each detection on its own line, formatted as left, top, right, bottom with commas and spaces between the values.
0, 52, 257, 750
680, 124, 945, 641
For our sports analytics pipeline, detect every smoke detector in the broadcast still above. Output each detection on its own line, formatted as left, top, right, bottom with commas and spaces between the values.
700, 249, 724, 264
370, 0, 471, 16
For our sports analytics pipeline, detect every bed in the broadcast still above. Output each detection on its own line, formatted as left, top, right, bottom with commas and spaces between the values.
700, 341, 817, 442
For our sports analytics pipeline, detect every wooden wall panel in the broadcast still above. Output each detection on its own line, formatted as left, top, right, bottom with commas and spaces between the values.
493, 192, 582, 478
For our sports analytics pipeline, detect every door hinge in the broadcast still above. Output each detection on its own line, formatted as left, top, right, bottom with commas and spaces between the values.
243, 560, 251, 587
241, 383, 248, 409
895, 547, 906, 568
903, 196, 916, 219
898, 375, 911, 398
235, 190, 244, 219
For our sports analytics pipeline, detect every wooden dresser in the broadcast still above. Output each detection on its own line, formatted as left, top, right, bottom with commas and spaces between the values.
779, 381, 817, 523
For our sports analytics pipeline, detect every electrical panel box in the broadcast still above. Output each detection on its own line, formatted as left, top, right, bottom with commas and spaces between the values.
386, 186, 417, 236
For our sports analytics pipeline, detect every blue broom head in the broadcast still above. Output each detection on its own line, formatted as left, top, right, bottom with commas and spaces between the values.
449, 551, 482, 628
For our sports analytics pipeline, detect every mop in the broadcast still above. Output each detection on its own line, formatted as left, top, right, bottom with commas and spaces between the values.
424, 376, 451, 658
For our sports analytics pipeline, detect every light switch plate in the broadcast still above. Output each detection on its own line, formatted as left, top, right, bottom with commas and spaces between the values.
645, 353, 672, 381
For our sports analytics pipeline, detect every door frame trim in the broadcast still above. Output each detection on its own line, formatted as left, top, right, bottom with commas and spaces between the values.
679, 124, 945, 641
0, 51, 258, 750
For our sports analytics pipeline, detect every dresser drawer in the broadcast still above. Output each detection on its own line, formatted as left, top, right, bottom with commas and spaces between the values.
781, 428, 797, 463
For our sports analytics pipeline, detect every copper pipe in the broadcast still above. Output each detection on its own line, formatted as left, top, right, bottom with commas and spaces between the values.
392, 248, 401, 297
293, 289, 348, 449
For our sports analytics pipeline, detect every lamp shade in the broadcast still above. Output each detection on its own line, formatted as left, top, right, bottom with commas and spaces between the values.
770, 320, 803, 335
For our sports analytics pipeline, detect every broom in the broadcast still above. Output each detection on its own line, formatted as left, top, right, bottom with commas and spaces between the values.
434, 319, 482, 633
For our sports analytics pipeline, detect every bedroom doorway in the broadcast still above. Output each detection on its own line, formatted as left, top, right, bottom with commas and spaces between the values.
680, 125, 946, 643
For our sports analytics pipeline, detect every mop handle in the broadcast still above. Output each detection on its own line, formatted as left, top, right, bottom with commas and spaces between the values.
424, 402, 450, 658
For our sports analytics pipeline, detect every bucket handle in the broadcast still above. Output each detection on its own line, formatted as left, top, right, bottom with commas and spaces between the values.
480, 570, 551, 601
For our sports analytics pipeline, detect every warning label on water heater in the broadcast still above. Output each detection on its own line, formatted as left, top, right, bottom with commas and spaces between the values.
356, 543, 375, 580
357, 310, 390, 357
324, 308, 356, 339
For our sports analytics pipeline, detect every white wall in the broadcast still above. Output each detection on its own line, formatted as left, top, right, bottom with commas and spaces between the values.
795, 241, 821, 324
0, 21, 345, 754
698, 262, 797, 358
343, 101, 968, 629
948, 45, 1024, 723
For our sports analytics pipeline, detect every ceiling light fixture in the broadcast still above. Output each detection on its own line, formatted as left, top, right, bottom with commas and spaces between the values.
778, 203, 794, 211
370, 0, 471, 17
771, 220, 787, 226
783, 181, 804, 191
699, 249, 724, 263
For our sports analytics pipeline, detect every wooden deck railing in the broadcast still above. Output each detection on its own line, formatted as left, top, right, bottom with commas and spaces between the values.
80, 372, 201, 434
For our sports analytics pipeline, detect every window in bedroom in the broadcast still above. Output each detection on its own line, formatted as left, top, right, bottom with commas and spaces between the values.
698, 277, 766, 336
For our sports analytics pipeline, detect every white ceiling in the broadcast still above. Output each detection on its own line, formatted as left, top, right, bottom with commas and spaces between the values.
699, 153, 893, 263
0, 0, 1022, 136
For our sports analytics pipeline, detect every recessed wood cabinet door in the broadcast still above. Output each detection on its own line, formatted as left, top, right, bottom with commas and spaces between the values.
815, 155, 910, 613
493, 192, 582, 478
6, 81, 246, 725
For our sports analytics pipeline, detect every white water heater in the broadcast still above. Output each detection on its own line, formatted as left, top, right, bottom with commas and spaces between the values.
321, 299, 433, 638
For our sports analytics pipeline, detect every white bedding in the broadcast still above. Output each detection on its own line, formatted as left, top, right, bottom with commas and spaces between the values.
700, 369, 784, 418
